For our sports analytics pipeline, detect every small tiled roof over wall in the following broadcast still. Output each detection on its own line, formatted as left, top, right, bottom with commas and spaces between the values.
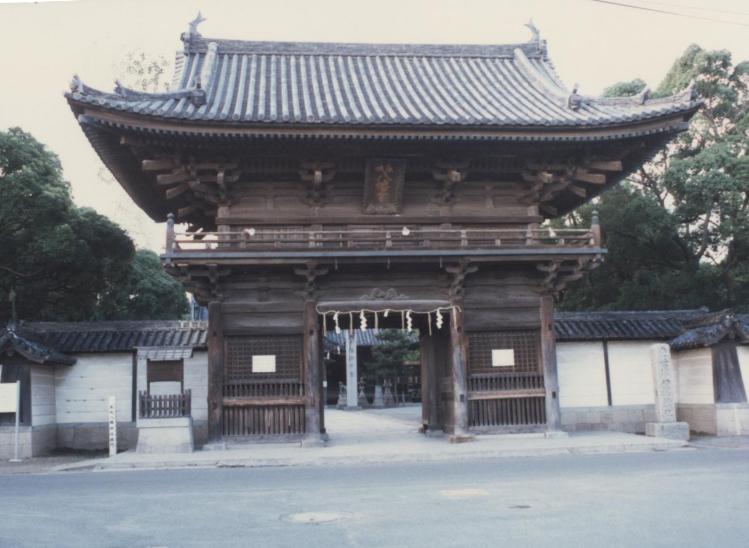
554, 309, 709, 342
15, 321, 207, 353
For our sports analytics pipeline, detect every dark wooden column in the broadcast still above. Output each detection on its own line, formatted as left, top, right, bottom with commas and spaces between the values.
207, 301, 224, 442
540, 294, 562, 433
302, 299, 325, 445
419, 334, 442, 434
449, 304, 472, 441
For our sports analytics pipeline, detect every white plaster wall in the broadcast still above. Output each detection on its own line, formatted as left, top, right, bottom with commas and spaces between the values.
30, 365, 56, 426
556, 342, 608, 408
737, 346, 749, 398
185, 351, 208, 422
55, 353, 133, 423
607, 342, 655, 406
674, 348, 714, 404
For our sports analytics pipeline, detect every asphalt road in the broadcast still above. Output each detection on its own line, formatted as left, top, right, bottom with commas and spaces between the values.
1, 448, 748, 548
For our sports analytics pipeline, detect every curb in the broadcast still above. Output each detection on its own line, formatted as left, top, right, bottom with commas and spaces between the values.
53, 439, 688, 473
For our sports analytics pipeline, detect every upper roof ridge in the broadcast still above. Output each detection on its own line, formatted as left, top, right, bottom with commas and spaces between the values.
180, 35, 547, 59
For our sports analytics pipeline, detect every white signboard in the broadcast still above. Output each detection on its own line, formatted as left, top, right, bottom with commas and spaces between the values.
108, 396, 117, 457
0, 382, 19, 413
491, 349, 515, 367
252, 355, 277, 373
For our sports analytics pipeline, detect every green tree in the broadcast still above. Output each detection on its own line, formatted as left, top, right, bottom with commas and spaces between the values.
559, 45, 749, 312
362, 329, 419, 382
97, 249, 188, 320
0, 128, 188, 321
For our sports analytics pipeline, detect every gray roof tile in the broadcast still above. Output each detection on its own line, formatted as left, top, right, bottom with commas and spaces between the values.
67, 33, 700, 129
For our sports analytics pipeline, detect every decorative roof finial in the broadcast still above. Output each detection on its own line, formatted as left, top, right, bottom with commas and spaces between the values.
525, 19, 540, 42
186, 12, 206, 39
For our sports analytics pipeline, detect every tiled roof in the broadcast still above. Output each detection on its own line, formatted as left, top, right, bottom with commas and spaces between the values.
66, 27, 700, 131
15, 321, 207, 353
554, 309, 709, 341
0, 326, 76, 365
669, 312, 749, 350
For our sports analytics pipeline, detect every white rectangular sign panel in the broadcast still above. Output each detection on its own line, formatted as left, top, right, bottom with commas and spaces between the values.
491, 349, 515, 367
252, 355, 277, 373
0, 382, 19, 413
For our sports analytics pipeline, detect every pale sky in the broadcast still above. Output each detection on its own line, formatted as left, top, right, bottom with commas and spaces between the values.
1, 0, 748, 252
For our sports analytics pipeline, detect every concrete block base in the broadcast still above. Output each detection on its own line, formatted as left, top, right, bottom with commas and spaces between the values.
646, 421, 690, 441
136, 417, 194, 454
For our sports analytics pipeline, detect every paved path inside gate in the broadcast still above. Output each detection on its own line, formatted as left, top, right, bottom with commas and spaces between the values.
41, 406, 694, 473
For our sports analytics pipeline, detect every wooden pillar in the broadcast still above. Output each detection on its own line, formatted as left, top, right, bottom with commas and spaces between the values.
207, 301, 224, 442
420, 334, 442, 434
540, 294, 562, 433
449, 304, 472, 441
303, 300, 325, 445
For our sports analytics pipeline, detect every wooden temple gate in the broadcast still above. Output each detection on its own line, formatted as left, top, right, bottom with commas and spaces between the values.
67, 17, 699, 444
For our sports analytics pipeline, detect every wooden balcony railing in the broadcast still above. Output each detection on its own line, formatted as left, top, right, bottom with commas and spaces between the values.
165, 220, 597, 256
139, 389, 191, 418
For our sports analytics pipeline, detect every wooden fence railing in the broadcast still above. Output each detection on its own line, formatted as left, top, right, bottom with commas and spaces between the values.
223, 379, 304, 399
467, 373, 546, 430
166, 226, 595, 255
467, 372, 545, 395
139, 390, 191, 419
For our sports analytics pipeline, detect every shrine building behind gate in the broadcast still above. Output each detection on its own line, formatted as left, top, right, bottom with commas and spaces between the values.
64, 19, 701, 444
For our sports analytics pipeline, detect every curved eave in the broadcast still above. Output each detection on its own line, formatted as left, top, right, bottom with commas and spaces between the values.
70, 98, 699, 143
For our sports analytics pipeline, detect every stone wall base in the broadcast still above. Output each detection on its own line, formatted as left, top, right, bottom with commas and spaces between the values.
645, 421, 690, 440
716, 404, 749, 436
0, 425, 57, 459
137, 417, 194, 453
560, 405, 656, 434
57, 422, 138, 452
677, 404, 717, 435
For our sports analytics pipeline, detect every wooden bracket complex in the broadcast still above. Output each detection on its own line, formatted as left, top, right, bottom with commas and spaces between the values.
446, 260, 479, 301
141, 156, 241, 221
293, 262, 330, 302
299, 162, 336, 206
432, 161, 469, 205
521, 156, 624, 216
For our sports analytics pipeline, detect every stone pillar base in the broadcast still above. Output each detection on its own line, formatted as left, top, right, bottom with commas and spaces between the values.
448, 434, 476, 444
646, 421, 690, 441
544, 430, 570, 439
136, 417, 194, 453
301, 433, 329, 447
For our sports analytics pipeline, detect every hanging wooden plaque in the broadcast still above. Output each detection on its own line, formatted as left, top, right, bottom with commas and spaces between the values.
363, 159, 407, 214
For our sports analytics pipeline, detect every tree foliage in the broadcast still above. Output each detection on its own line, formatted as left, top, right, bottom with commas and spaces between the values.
559, 45, 749, 312
362, 330, 419, 382
0, 128, 188, 322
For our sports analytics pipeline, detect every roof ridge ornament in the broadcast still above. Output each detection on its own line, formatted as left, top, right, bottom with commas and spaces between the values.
525, 19, 540, 42
182, 12, 206, 42
568, 83, 583, 111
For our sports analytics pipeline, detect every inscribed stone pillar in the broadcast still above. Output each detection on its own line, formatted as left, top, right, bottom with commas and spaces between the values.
345, 331, 359, 409
645, 343, 689, 440
540, 295, 564, 436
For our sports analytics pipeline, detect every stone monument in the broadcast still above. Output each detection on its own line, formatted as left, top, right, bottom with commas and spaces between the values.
645, 343, 690, 440
336, 382, 347, 409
